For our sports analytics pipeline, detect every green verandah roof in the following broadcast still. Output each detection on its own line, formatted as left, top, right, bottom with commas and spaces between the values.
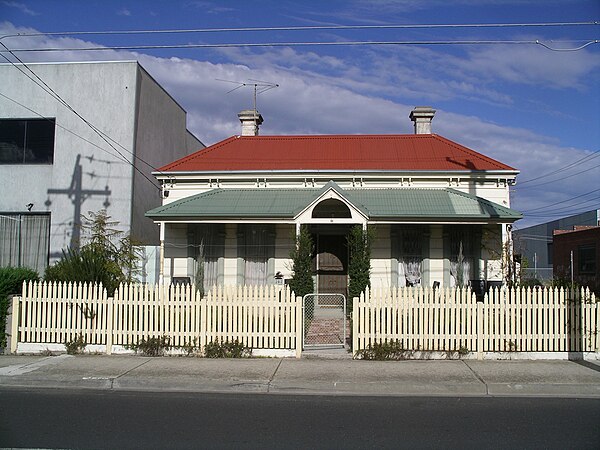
146, 185, 522, 222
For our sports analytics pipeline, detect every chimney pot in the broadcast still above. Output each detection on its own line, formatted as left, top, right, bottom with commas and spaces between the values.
238, 109, 264, 136
409, 106, 436, 134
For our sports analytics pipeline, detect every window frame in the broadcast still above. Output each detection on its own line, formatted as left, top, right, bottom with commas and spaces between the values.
578, 244, 596, 275
0, 118, 56, 165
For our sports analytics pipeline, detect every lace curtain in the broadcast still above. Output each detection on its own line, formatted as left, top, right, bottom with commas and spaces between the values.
244, 225, 270, 286
397, 227, 423, 287
193, 224, 222, 294
402, 259, 422, 286
449, 228, 475, 287
450, 259, 471, 287
0, 213, 50, 275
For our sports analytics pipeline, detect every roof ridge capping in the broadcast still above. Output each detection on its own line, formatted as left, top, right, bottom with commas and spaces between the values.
157, 131, 518, 173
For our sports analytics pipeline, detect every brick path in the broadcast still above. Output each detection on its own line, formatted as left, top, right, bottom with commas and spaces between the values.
305, 318, 350, 345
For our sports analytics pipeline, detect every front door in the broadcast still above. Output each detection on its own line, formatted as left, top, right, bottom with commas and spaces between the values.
314, 233, 348, 298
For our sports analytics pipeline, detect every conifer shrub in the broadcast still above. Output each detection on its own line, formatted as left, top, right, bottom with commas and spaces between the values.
288, 225, 315, 299
347, 225, 374, 314
45, 210, 142, 296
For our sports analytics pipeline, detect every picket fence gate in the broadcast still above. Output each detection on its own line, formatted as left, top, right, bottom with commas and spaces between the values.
353, 286, 600, 357
10, 281, 303, 357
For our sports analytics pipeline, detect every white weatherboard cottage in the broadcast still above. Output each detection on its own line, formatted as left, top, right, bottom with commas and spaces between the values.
147, 107, 521, 297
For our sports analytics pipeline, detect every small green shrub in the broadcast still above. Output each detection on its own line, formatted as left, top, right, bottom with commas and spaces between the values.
64, 333, 87, 355
129, 335, 172, 356
40, 348, 55, 356
204, 339, 251, 358
444, 345, 470, 360
458, 345, 469, 356
355, 339, 408, 360
0, 266, 39, 348
180, 337, 199, 356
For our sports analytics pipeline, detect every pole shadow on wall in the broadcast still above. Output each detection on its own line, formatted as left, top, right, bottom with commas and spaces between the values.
46, 154, 111, 255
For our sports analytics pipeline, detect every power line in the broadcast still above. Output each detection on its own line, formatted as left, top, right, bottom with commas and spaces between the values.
520, 188, 600, 213
0, 47, 164, 190
524, 207, 600, 218
2, 39, 598, 53
1, 21, 596, 41
517, 148, 600, 186
526, 197, 600, 217
0, 91, 130, 166
515, 162, 600, 190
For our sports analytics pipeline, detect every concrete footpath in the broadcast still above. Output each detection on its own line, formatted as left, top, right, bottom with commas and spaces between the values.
1, 353, 600, 398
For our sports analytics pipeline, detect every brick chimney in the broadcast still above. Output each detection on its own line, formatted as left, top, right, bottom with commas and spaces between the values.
409, 106, 436, 134
238, 109, 264, 136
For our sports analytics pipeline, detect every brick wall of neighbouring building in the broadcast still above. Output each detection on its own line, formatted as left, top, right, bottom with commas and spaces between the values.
553, 226, 600, 294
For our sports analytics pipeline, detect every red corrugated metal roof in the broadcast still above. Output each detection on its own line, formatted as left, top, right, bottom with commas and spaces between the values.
158, 134, 516, 173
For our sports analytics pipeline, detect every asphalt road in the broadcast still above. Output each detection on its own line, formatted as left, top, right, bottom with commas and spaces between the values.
1, 389, 599, 449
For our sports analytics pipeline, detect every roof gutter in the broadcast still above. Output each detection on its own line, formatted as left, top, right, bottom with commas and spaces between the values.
153, 169, 520, 178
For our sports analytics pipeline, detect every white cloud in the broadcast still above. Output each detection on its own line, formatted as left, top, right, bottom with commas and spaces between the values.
117, 8, 131, 17
2, 1, 38, 16
462, 43, 600, 89
1, 22, 597, 228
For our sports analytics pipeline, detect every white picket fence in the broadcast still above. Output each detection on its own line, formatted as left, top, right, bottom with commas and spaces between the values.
10, 281, 303, 357
353, 286, 600, 357
10, 281, 600, 359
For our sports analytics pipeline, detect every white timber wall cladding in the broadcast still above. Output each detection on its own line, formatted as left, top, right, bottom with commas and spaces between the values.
370, 225, 391, 290
11, 281, 303, 357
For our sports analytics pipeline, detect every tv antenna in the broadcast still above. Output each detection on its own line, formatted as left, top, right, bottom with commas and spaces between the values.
216, 78, 279, 114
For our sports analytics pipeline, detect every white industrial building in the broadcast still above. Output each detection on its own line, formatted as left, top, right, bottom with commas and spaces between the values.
0, 61, 203, 278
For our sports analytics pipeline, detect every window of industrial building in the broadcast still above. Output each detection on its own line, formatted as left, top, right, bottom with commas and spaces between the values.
578, 244, 596, 274
0, 212, 50, 275
0, 118, 55, 164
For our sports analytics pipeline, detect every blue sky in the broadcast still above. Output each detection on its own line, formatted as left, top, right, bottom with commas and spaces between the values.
1, 0, 599, 228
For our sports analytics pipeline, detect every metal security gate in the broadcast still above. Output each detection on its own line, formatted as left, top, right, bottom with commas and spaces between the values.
303, 293, 347, 348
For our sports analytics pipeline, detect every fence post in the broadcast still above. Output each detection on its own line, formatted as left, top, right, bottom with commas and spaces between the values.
295, 296, 303, 359
477, 300, 483, 360
352, 296, 358, 357
106, 297, 114, 355
10, 296, 20, 354
200, 293, 207, 353
595, 291, 600, 352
